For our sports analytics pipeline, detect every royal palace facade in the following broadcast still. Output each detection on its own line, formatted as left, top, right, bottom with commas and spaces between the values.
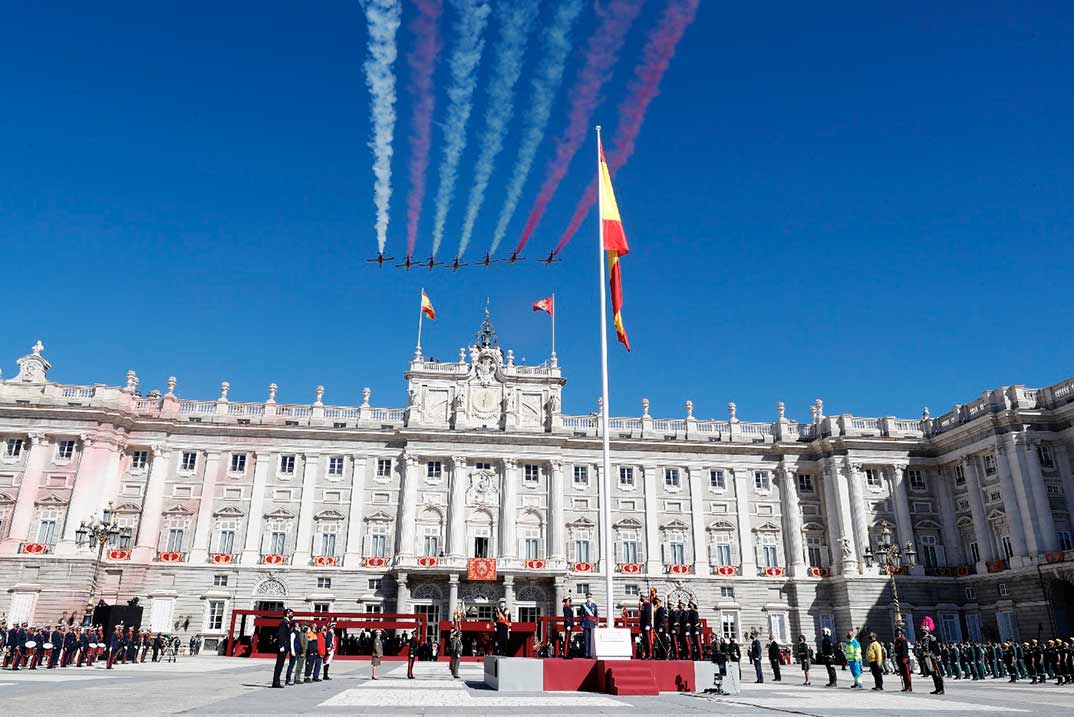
2, 320, 1074, 652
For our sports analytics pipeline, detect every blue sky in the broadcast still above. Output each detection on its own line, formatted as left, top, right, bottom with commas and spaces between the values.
2, 1, 1072, 422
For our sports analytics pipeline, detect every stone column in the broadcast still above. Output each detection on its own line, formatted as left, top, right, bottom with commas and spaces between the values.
642, 465, 661, 575
343, 455, 368, 567
820, 465, 847, 575
1017, 435, 1057, 552
133, 446, 172, 562
827, 462, 858, 573
499, 458, 519, 562
292, 453, 321, 564
963, 457, 996, 571
845, 461, 871, 564
397, 454, 420, 561
396, 571, 411, 613
503, 574, 515, 612
993, 442, 1032, 561
888, 465, 915, 549
934, 468, 964, 566
55, 433, 124, 555
687, 466, 708, 575
448, 573, 460, 618
548, 460, 566, 564
448, 456, 467, 559
778, 462, 806, 577
1053, 442, 1074, 531
241, 452, 273, 565
732, 468, 756, 576
0, 432, 50, 554
188, 451, 222, 563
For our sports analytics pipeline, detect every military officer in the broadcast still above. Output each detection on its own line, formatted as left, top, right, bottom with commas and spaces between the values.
687, 602, 702, 660
494, 599, 512, 657
638, 595, 653, 659
106, 626, 124, 669
11, 622, 29, 670
653, 597, 668, 660
667, 602, 681, 660
561, 597, 575, 658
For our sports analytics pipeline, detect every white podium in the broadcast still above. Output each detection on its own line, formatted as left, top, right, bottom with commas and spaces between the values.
593, 626, 633, 659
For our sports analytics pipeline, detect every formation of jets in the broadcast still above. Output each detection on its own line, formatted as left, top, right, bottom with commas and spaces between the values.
366, 250, 561, 270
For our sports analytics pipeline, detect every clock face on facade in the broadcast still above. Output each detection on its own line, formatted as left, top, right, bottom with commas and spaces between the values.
472, 387, 499, 416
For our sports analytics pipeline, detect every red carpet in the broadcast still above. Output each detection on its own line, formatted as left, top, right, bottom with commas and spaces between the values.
543, 658, 697, 694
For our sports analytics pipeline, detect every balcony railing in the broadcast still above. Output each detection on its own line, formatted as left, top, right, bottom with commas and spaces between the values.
209, 552, 239, 565
20, 542, 52, 555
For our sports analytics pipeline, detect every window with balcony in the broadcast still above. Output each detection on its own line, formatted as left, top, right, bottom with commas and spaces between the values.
573, 538, 591, 563
36, 519, 57, 546
473, 535, 490, 558
919, 535, 940, 568
664, 468, 681, 489
524, 533, 541, 561
376, 458, 392, 478
180, 451, 197, 472
806, 535, 829, 568
216, 529, 235, 555
369, 530, 387, 558
1057, 530, 1073, 551
130, 450, 149, 470
759, 534, 778, 567
619, 466, 635, 487
279, 455, 296, 475
710, 542, 733, 566
56, 440, 75, 460
327, 456, 344, 476
422, 529, 440, 557
620, 535, 640, 564
166, 528, 185, 552
1000, 535, 1013, 558
269, 531, 287, 555
318, 531, 337, 557
229, 453, 246, 474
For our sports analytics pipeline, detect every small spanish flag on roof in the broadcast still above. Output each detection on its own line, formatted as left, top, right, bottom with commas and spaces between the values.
420, 290, 436, 320
598, 133, 630, 351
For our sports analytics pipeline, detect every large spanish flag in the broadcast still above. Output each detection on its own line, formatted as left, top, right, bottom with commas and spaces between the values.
598, 135, 630, 351
420, 290, 436, 320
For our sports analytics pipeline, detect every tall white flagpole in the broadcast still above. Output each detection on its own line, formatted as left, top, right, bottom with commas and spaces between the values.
595, 125, 615, 625
551, 292, 557, 359
416, 289, 425, 358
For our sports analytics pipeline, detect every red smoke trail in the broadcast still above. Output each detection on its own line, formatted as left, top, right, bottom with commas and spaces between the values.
512, 0, 645, 257
551, 0, 699, 256
405, 0, 443, 259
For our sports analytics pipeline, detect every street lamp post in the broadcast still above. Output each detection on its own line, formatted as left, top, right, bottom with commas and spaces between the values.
863, 526, 916, 634
74, 502, 132, 625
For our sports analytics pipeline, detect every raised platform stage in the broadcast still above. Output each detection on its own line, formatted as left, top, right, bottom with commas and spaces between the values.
484, 656, 739, 696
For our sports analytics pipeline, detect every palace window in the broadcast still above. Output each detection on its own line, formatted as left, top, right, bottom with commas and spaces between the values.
664, 468, 681, 489
376, 459, 392, 478
166, 528, 185, 552
229, 453, 247, 474
1037, 444, 1055, 469
710, 542, 733, 566
624, 584, 640, 597
1000, 535, 1013, 559
758, 534, 778, 568
663, 529, 687, 565
216, 527, 236, 555
753, 471, 770, 491
317, 577, 332, 589
207, 600, 225, 631
1058, 530, 1073, 551
720, 612, 738, 640
954, 464, 966, 486
36, 516, 58, 546
908, 469, 926, 490
56, 440, 76, 460
181, 451, 197, 472
919, 535, 940, 568
279, 455, 296, 475
426, 461, 443, 481
983, 454, 997, 476
368, 528, 388, 558
796, 474, 813, 493
5, 438, 24, 458
965, 586, 977, 600
969, 541, 980, 563
573, 466, 589, 487
475, 462, 493, 470
313, 603, 331, 613
268, 531, 287, 555
710, 469, 726, 490
327, 456, 344, 476
576, 583, 590, 596
573, 537, 591, 563
865, 469, 882, 488
956, 498, 970, 512
998, 582, 1009, 597
213, 575, 228, 587
806, 535, 829, 568
523, 464, 540, 484
619, 529, 640, 564
368, 578, 382, 590
619, 466, 635, 488
473, 530, 491, 559
317, 527, 338, 557
129, 448, 149, 470
524, 532, 541, 561
422, 527, 440, 557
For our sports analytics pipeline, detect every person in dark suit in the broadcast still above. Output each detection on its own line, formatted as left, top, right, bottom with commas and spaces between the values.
406, 631, 419, 679
47, 625, 63, 668
654, 598, 668, 660
11, 623, 28, 670
271, 609, 293, 688
668, 603, 681, 660
2, 623, 15, 668
639, 596, 653, 659
687, 602, 702, 660
750, 633, 764, 683
894, 630, 912, 691
561, 597, 574, 658
106, 626, 124, 670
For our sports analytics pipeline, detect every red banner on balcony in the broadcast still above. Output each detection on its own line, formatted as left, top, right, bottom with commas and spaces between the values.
417, 556, 438, 567
956, 564, 971, 576
364, 557, 387, 568
108, 549, 131, 561
262, 553, 286, 565
525, 559, 546, 570
22, 543, 47, 554
715, 565, 736, 576
764, 566, 786, 577
668, 564, 691, 575
210, 553, 234, 564
467, 558, 497, 581
159, 551, 183, 562
572, 561, 594, 573
314, 556, 338, 567
1044, 551, 1066, 564
986, 559, 1008, 573
807, 566, 829, 578
619, 562, 641, 574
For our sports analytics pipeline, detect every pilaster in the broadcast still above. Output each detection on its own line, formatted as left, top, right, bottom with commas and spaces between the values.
642, 465, 661, 575
994, 440, 1032, 563
687, 465, 707, 575
188, 451, 222, 564
133, 445, 172, 562
1018, 435, 1057, 552
499, 458, 519, 563
548, 460, 566, 565
343, 454, 368, 566
778, 460, 806, 577
241, 451, 273, 564
963, 456, 996, 572
397, 453, 420, 564
448, 456, 468, 559
292, 453, 322, 565
0, 432, 51, 554
732, 467, 756, 576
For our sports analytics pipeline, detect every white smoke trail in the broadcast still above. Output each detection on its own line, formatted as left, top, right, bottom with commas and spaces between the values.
488, 0, 583, 256
363, 0, 402, 254
455, 0, 538, 259
429, 0, 492, 258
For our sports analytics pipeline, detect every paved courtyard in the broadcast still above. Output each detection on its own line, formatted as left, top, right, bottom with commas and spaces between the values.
0, 657, 1072, 715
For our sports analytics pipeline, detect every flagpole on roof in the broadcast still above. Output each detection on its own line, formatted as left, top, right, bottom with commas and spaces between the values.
551, 293, 557, 360
595, 126, 615, 623
416, 289, 425, 359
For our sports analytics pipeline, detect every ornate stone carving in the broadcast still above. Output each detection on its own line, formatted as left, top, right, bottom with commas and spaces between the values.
469, 469, 499, 506
412, 583, 443, 601
166, 376, 177, 397
314, 385, 324, 406
267, 383, 278, 404
255, 577, 287, 597
361, 387, 371, 407
15, 341, 51, 384
219, 381, 230, 402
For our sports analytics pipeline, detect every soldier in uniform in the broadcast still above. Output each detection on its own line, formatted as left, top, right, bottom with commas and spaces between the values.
820, 627, 837, 687
449, 608, 464, 678
687, 602, 702, 660
47, 624, 63, 668
81, 627, 94, 666
0, 622, 9, 669
581, 595, 598, 659
653, 597, 668, 660
494, 599, 511, 657
638, 594, 653, 659
106, 626, 124, 669
560, 597, 574, 658
919, 623, 944, 694
322, 621, 336, 680
667, 602, 681, 660
28, 625, 47, 669
406, 630, 419, 679
10, 622, 28, 670
271, 609, 293, 688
